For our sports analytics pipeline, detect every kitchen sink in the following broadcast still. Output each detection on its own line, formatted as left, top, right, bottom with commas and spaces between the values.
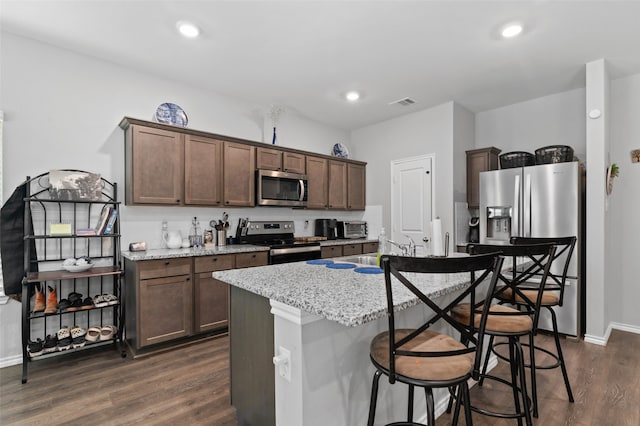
340, 254, 379, 266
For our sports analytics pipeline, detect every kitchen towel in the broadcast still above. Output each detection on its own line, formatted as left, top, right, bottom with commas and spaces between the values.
431, 217, 444, 256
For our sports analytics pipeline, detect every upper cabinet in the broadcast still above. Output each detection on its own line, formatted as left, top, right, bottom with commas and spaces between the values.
223, 141, 255, 207
347, 163, 366, 210
185, 135, 223, 206
466, 147, 501, 209
328, 160, 347, 209
306, 155, 328, 209
257, 147, 306, 174
125, 124, 184, 205
120, 117, 365, 210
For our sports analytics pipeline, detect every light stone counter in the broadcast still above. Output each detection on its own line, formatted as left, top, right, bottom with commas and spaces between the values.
121, 244, 268, 261
318, 238, 378, 247
212, 257, 471, 327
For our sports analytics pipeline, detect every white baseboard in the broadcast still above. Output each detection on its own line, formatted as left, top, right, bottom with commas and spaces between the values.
0, 354, 23, 369
584, 321, 640, 346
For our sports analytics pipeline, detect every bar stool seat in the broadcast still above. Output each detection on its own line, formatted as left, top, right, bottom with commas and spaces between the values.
371, 329, 474, 382
452, 303, 533, 334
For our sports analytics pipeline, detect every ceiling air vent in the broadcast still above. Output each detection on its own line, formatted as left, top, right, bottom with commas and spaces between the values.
389, 97, 417, 107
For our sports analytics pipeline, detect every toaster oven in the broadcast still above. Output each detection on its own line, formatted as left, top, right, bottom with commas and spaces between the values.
337, 221, 368, 239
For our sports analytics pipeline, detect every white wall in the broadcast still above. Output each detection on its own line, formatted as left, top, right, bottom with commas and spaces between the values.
350, 102, 456, 242
609, 72, 640, 329
475, 88, 586, 160
0, 32, 363, 365
453, 103, 475, 203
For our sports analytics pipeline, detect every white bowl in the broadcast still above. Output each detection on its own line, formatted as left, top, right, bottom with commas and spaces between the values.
63, 263, 94, 273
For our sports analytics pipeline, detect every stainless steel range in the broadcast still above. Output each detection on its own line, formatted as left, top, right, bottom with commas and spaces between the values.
235, 219, 321, 264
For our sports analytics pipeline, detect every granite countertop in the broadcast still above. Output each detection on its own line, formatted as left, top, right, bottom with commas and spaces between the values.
122, 244, 269, 261
212, 256, 472, 328
319, 238, 378, 246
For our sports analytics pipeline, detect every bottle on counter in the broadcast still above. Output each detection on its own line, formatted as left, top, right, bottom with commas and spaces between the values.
161, 220, 168, 248
377, 227, 390, 266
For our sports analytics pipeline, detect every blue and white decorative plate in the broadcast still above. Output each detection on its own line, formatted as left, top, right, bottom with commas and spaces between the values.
155, 103, 188, 127
331, 143, 350, 158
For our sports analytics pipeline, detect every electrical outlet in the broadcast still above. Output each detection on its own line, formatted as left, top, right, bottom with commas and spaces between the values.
273, 346, 291, 382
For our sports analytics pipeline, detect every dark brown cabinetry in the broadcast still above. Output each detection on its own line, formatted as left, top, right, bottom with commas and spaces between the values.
362, 242, 379, 253
185, 135, 223, 205
193, 255, 235, 334
125, 250, 268, 354
328, 160, 348, 209
257, 148, 305, 174
306, 156, 329, 209
466, 147, 501, 209
126, 258, 192, 350
342, 243, 363, 256
224, 141, 256, 207
321, 245, 343, 259
126, 125, 184, 205
320, 242, 378, 259
347, 163, 366, 210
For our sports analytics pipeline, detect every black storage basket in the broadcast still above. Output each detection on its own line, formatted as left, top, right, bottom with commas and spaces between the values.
535, 145, 574, 164
499, 151, 535, 169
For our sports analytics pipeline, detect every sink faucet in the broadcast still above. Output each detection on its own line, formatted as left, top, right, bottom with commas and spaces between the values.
387, 236, 416, 257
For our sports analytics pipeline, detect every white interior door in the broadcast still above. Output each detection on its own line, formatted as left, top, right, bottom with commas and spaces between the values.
391, 155, 433, 255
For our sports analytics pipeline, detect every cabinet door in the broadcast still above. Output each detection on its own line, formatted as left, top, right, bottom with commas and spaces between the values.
139, 274, 192, 347
347, 163, 366, 210
128, 125, 184, 205
236, 252, 269, 268
306, 156, 328, 209
321, 245, 343, 259
342, 243, 363, 256
283, 152, 306, 174
224, 142, 256, 206
362, 242, 379, 253
194, 254, 235, 333
466, 147, 500, 209
185, 135, 223, 205
328, 160, 348, 209
256, 147, 282, 171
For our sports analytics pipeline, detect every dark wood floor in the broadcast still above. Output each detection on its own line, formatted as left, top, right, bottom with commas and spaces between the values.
1, 330, 639, 425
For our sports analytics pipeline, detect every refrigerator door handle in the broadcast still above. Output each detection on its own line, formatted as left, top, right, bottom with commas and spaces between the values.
513, 174, 520, 237
524, 173, 531, 237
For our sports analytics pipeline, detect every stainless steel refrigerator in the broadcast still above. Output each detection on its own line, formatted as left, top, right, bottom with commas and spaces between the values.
479, 161, 584, 337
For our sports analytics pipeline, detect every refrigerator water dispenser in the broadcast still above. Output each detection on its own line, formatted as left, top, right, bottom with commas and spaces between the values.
486, 206, 512, 242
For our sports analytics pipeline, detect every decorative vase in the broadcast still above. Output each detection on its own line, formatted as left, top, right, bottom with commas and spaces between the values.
272, 127, 277, 145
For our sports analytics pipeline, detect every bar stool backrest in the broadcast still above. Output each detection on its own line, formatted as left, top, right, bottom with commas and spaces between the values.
380, 253, 504, 383
466, 243, 556, 332
510, 236, 577, 306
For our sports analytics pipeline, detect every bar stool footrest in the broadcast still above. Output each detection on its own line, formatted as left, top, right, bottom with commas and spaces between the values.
493, 340, 562, 370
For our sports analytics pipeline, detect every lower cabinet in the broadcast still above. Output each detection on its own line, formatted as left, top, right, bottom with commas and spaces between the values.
342, 243, 363, 256
125, 251, 269, 354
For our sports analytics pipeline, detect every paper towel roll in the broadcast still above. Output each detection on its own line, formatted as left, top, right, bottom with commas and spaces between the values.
431, 218, 444, 256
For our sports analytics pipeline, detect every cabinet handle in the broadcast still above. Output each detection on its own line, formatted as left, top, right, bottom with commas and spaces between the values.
212, 258, 218, 262
164, 261, 170, 265
176, 199, 180, 203
186, 277, 190, 281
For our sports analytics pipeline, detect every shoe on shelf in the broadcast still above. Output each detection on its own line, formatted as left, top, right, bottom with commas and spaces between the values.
65, 292, 84, 311
43, 335, 58, 353
57, 326, 70, 340
70, 326, 87, 348
93, 295, 108, 308
27, 339, 44, 357
100, 325, 118, 341
80, 297, 94, 310
33, 288, 45, 313
44, 286, 58, 314
58, 298, 72, 311
57, 336, 72, 351
103, 294, 118, 306
86, 326, 101, 343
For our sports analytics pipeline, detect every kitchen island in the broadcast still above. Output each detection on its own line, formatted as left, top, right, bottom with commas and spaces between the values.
213, 256, 480, 426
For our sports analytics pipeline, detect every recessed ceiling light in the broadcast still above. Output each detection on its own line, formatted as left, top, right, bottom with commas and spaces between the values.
501, 23, 523, 38
177, 21, 200, 38
345, 91, 360, 102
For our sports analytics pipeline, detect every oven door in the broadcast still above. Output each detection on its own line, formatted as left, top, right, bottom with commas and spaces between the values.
269, 245, 321, 264
257, 170, 308, 207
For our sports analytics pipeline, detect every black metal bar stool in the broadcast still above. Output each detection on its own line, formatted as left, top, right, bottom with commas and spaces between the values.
450, 242, 556, 426
487, 236, 577, 415
367, 253, 504, 426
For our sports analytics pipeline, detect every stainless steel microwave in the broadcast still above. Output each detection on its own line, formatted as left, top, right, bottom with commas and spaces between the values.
256, 169, 308, 207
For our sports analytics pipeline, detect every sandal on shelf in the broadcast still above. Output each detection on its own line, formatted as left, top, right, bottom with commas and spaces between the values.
100, 325, 118, 341
27, 339, 44, 357
57, 326, 70, 340
86, 327, 101, 343
68, 292, 82, 303
65, 298, 84, 312
93, 295, 108, 308
58, 299, 72, 311
80, 297, 94, 310
103, 294, 118, 306
71, 326, 87, 348
56, 326, 72, 350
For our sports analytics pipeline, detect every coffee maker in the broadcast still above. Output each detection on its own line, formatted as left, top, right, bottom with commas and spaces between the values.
314, 219, 338, 240
469, 217, 480, 243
